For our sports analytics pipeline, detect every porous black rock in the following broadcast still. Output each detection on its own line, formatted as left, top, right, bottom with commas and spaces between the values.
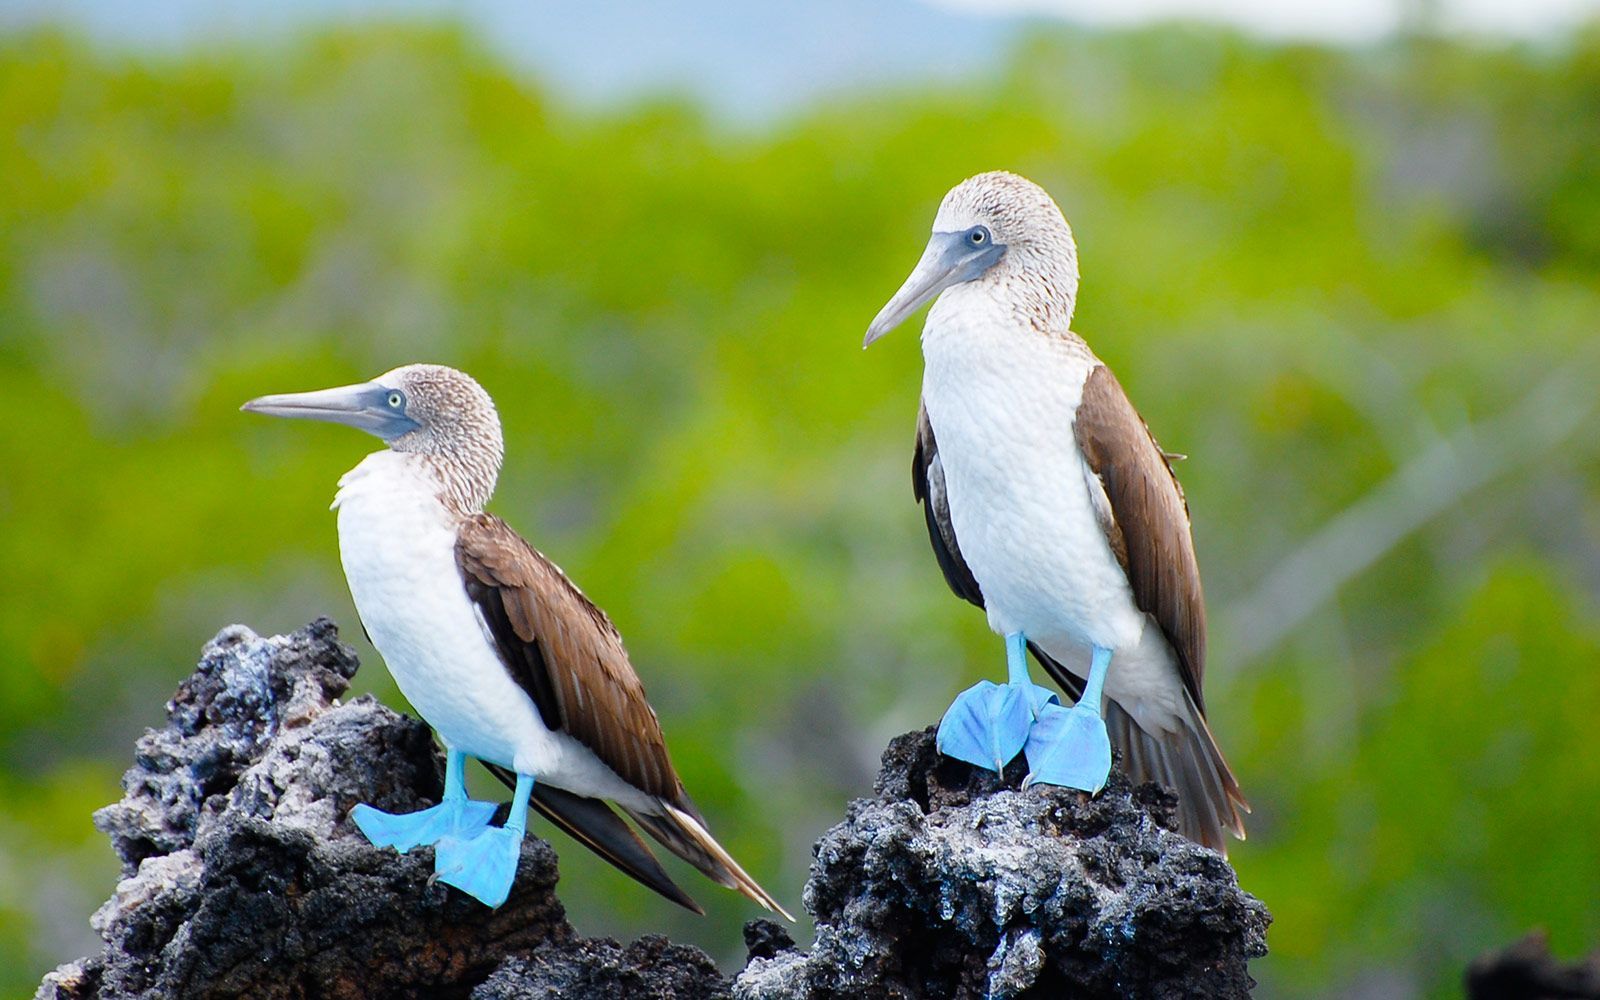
38, 619, 1272, 1000
472, 936, 733, 1000
733, 728, 1271, 999
36, 620, 726, 1000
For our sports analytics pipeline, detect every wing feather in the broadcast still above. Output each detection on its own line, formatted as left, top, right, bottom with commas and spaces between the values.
456, 514, 682, 801
1073, 364, 1207, 710
913, 402, 984, 607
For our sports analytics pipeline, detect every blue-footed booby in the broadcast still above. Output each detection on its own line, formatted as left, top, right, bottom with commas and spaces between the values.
863, 171, 1248, 852
242, 364, 789, 914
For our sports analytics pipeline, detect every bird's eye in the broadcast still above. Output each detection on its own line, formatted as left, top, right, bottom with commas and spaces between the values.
967, 226, 990, 246
387, 392, 404, 409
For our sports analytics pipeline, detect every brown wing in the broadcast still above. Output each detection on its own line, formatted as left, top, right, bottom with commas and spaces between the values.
914, 401, 1086, 702
1074, 364, 1207, 711
456, 514, 682, 801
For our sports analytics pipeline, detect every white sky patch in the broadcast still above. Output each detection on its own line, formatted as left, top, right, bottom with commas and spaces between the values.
926, 0, 1600, 42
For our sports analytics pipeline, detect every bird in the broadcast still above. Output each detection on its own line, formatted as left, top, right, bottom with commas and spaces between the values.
242, 364, 789, 914
862, 171, 1248, 853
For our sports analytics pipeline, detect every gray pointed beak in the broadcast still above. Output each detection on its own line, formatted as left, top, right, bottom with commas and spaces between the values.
241, 381, 420, 441
864, 231, 1006, 348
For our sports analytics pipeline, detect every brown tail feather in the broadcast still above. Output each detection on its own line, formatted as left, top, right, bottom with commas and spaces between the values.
625, 801, 793, 921
1104, 695, 1249, 855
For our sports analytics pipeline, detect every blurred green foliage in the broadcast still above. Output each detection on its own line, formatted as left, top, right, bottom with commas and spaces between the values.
3, 21, 1599, 998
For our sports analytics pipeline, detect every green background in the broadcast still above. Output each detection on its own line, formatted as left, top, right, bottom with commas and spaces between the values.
4, 20, 1599, 998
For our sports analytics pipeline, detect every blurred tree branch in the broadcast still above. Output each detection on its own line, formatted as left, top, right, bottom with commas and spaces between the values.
1223, 364, 1600, 665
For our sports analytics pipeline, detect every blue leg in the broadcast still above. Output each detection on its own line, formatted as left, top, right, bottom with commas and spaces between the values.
434, 772, 533, 908
1024, 645, 1113, 792
351, 747, 497, 853
937, 632, 1060, 773
1004, 631, 1062, 713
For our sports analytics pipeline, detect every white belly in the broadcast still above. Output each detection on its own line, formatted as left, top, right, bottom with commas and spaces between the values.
329, 453, 656, 814
334, 454, 556, 773
921, 290, 1185, 728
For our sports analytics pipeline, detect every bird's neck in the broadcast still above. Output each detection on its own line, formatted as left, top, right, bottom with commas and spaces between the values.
336, 450, 496, 521
928, 276, 1086, 354
422, 451, 498, 517
985, 246, 1079, 338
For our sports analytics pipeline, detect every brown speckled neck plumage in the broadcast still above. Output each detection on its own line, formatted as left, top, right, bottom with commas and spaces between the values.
419, 451, 500, 519
381, 364, 505, 517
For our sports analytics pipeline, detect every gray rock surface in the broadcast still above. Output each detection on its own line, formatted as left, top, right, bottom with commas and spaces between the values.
733, 729, 1271, 1000
38, 619, 1270, 999
36, 619, 726, 1000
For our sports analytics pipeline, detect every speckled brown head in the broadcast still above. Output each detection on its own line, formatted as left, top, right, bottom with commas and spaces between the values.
864, 171, 1080, 345
242, 363, 505, 513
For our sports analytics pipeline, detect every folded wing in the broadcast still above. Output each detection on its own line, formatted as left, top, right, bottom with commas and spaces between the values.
456, 514, 789, 917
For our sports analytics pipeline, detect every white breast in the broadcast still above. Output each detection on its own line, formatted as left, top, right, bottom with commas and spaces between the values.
334, 452, 553, 773
332, 453, 654, 805
920, 286, 1185, 728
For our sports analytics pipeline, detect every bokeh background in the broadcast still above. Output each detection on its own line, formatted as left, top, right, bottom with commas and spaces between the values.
4, 1, 1600, 996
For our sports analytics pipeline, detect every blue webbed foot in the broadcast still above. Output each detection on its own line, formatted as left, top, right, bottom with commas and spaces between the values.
1022, 643, 1115, 793
936, 679, 1058, 773
352, 797, 497, 853
434, 771, 534, 908
352, 746, 496, 852
434, 825, 526, 908
1023, 701, 1112, 793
